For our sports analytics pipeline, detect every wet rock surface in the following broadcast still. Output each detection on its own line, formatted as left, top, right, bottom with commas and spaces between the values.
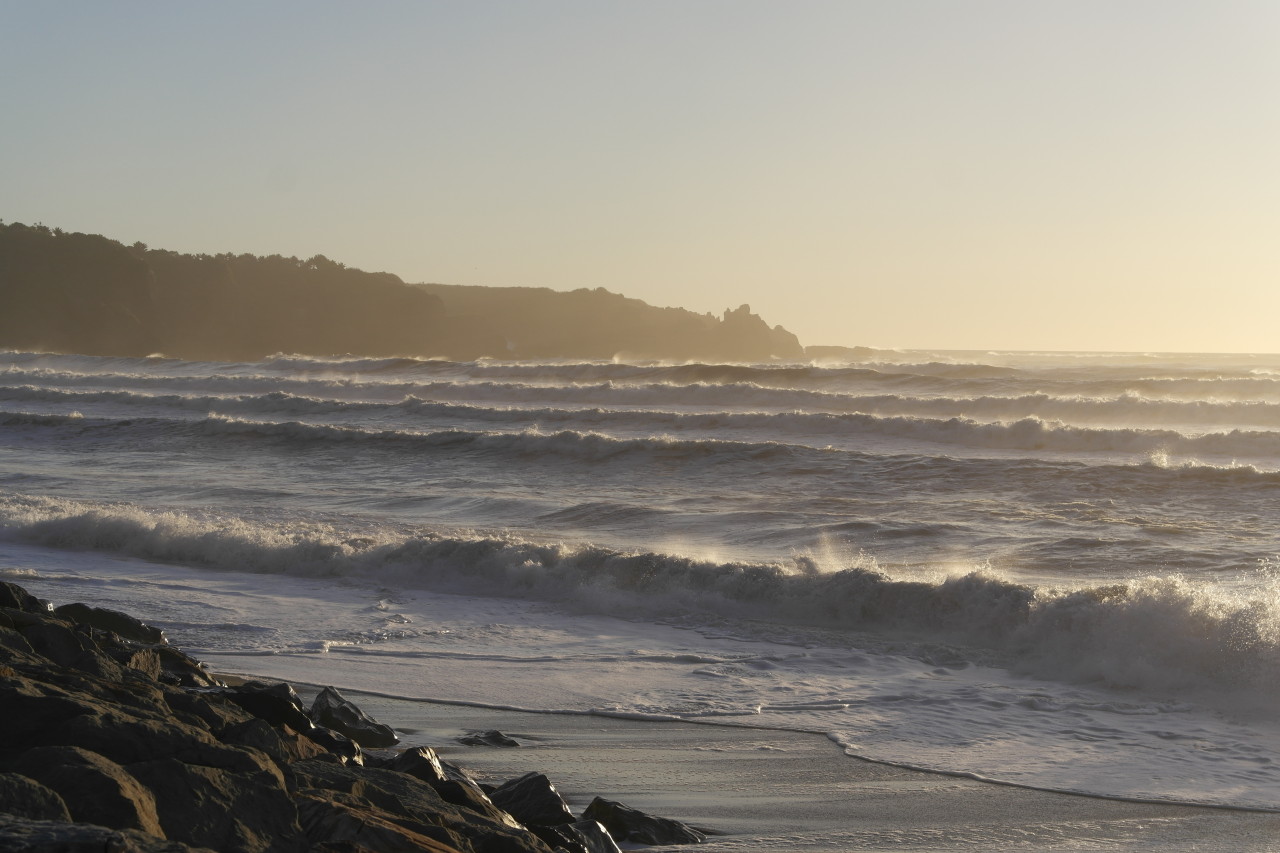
534, 820, 623, 853
490, 772, 576, 827
310, 684, 400, 748
0, 582, 708, 851
582, 797, 707, 845
459, 729, 521, 747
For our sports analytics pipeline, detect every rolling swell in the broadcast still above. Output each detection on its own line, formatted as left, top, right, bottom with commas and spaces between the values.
213, 353, 1025, 387
7, 407, 1280, 492
3, 494, 1275, 697
17, 357, 1280, 426
19, 382, 1280, 433
197, 412, 1280, 461
194, 417, 800, 464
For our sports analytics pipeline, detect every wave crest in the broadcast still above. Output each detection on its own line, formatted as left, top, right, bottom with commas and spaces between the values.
3, 495, 1275, 697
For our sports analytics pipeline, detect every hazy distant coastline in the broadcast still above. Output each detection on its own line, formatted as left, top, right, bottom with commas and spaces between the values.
0, 221, 818, 363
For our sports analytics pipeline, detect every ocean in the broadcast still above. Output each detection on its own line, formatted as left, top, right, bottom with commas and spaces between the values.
2, 347, 1278, 815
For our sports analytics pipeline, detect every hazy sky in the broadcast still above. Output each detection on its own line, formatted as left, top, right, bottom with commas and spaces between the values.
3, 2, 1277, 353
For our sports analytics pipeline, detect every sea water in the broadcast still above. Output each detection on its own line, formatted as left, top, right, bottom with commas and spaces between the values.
1, 348, 1278, 810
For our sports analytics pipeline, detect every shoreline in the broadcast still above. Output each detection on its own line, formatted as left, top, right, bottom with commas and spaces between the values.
4, 577, 1280, 850
262, 676, 1280, 851
1, 582, 708, 853
276, 677, 1280, 817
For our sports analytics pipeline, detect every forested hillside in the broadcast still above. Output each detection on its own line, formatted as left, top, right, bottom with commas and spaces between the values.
0, 222, 804, 362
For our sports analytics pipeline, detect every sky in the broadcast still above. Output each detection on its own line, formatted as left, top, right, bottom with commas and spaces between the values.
2, 1, 1277, 353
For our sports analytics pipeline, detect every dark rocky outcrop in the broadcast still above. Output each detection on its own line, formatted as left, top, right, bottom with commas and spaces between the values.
490, 772, 576, 827
386, 745, 449, 784
0, 815, 212, 852
218, 680, 316, 733
291, 759, 536, 849
0, 582, 706, 851
533, 820, 622, 853
310, 684, 399, 748
0, 581, 50, 614
304, 725, 366, 765
54, 602, 167, 644
153, 644, 222, 688
582, 797, 706, 846
0, 772, 72, 822
459, 729, 521, 747
14, 745, 165, 837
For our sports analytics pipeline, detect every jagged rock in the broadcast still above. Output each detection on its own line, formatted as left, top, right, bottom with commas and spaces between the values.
291, 758, 548, 851
581, 797, 705, 845
305, 724, 365, 765
161, 686, 257, 737
294, 792, 465, 853
490, 772, 576, 827
441, 759, 483, 786
221, 717, 326, 765
459, 729, 520, 747
0, 581, 49, 613
15, 745, 165, 837
128, 756, 305, 852
429, 779, 524, 830
0, 583, 579, 853
0, 772, 72, 821
309, 685, 399, 748
58, 709, 264, 768
54, 601, 166, 643
566, 820, 623, 853
154, 645, 222, 687
15, 618, 125, 679
0, 668, 159, 753
123, 647, 165, 678
221, 681, 314, 732
388, 745, 448, 784
0, 815, 212, 852
0, 622, 44, 668
354, 747, 397, 768
531, 820, 622, 853
381, 749, 486, 790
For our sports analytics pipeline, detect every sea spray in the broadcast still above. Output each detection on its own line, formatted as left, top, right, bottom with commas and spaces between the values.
6, 347, 1280, 809
4, 494, 1277, 699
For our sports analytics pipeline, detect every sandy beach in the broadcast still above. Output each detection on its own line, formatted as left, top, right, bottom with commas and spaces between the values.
277, 682, 1280, 852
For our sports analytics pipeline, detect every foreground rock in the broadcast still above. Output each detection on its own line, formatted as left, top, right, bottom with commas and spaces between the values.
583, 797, 707, 845
310, 684, 399, 747
0, 814, 211, 852
536, 820, 622, 853
491, 773, 576, 827
0, 581, 706, 851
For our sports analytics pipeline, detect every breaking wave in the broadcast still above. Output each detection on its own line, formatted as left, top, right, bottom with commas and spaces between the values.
3, 494, 1276, 698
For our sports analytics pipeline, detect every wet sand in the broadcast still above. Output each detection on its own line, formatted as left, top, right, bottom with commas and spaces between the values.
286, 683, 1280, 852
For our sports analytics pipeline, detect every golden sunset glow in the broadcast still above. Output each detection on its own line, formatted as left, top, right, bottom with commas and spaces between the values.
3, 1, 1278, 352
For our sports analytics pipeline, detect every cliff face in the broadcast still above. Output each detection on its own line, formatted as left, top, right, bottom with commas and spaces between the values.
0, 222, 804, 362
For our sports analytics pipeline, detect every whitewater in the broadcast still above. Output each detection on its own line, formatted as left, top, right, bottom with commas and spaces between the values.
2, 348, 1280, 815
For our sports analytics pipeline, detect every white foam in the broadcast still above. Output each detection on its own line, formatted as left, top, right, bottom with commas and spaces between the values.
6, 544, 1279, 811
